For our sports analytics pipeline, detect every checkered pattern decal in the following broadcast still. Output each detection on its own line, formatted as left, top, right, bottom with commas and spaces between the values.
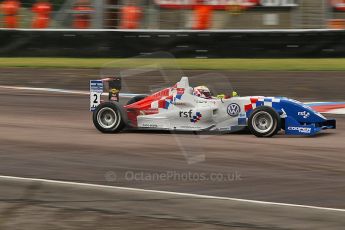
151, 87, 185, 110
238, 118, 247, 125
244, 97, 281, 116
191, 112, 202, 123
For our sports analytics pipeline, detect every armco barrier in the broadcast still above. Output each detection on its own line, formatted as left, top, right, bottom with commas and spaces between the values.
1, 29, 345, 58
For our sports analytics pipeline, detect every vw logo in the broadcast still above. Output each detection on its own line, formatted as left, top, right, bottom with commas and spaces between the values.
227, 103, 241, 117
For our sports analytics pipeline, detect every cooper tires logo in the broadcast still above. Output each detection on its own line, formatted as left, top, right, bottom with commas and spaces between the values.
227, 103, 241, 117
288, 127, 312, 134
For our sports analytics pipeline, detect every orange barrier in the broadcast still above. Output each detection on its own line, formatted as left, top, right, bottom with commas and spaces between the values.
120, 5, 141, 29
0, 0, 20, 28
328, 19, 345, 29
32, 1, 52, 29
193, 4, 212, 30
73, 1, 93, 29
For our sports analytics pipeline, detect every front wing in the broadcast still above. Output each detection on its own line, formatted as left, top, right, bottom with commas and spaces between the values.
285, 116, 336, 136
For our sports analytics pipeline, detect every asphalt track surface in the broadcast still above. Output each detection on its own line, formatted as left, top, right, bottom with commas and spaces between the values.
0, 68, 345, 229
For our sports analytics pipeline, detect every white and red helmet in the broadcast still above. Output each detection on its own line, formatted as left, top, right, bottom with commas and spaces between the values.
193, 86, 212, 99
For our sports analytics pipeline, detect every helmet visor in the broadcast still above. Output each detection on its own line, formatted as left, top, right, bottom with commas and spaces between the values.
202, 91, 212, 98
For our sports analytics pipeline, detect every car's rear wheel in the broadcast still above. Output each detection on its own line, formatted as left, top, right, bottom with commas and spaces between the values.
93, 102, 125, 133
248, 106, 281, 137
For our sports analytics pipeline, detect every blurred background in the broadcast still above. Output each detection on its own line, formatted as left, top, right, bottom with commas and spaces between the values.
1, 0, 345, 30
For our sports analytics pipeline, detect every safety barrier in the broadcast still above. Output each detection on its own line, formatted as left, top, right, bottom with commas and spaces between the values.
0, 29, 345, 58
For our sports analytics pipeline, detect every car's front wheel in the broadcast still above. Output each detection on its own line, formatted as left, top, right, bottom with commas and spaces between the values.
93, 102, 125, 133
248, 106, 281, 137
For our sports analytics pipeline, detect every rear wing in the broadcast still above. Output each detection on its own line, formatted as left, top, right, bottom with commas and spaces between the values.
90, 77, 121, 111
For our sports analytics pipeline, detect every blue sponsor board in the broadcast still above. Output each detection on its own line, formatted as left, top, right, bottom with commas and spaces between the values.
90, 80, 103, 93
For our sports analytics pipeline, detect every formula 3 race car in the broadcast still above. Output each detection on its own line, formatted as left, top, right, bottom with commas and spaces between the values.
90, 76, 336, 137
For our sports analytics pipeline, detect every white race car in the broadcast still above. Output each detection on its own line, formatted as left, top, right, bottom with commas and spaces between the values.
90, 76, 336, 137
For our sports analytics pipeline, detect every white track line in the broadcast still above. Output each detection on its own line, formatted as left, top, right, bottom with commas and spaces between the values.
0, 175, 344, 213
0, 85, 138, 98
0, 85, 89, 95
325, 108, 345, 114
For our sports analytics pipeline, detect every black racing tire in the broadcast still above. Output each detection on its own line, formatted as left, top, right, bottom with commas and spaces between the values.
248, 106, 281, 138
280, 118, 286, 131
93, 102, 125, 133
126, 95, 147, 105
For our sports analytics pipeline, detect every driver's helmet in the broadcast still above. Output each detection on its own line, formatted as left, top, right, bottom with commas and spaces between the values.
193, 86, 212, 99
